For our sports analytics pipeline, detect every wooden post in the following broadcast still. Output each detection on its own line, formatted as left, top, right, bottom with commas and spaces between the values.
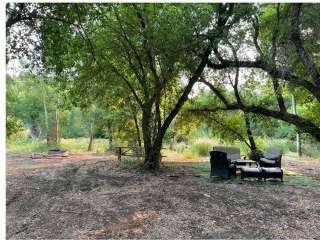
118, 147, 122, 161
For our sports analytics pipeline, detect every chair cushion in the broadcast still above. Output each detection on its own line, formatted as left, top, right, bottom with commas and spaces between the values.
228, 154, 241, 161
240, 167, 261, 173
261, 167, 282, 173
260, 158, 276, 164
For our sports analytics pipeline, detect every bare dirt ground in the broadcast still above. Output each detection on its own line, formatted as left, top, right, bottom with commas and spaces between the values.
6, 153, 320, 239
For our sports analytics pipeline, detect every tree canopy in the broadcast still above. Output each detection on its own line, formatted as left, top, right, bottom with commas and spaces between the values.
6, 3, 320, 170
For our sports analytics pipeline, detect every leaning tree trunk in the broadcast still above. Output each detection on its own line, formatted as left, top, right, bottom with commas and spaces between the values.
244, 114, 257, 151
244, 114, 262, 161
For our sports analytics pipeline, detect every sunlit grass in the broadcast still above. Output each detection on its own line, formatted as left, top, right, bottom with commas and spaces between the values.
6, 138, 48, 154
6, 137, 108, 154
60, 138, 107, 153
166, 137, 320, 160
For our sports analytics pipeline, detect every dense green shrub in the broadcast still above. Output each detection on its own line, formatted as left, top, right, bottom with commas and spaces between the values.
6, 115, 24, 138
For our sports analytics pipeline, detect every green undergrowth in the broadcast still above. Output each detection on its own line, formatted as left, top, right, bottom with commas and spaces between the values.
166, 162, 320, 187
285, 176, 320, 187
170, 137, 320, 160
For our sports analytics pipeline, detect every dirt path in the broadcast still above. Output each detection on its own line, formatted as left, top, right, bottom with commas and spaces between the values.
6, 153, 320, 239
6, 152, 116, 176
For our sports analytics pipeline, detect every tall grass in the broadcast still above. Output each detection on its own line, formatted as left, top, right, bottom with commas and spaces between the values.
182, 138, 220, 159
6, 138, 48, 154
7, 137, 108, 154
172, 137, 320, 160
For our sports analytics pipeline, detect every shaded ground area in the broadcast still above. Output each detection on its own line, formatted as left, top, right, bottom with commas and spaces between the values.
6, 153, 320, 239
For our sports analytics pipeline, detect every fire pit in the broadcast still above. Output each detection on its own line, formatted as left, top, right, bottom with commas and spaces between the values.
47, 149, 69, 157
31, 149, 69, 159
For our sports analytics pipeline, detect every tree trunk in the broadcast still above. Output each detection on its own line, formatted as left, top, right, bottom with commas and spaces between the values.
169, 120, 176, 150
244, 114, 257, 151
88, 135, 94, 151
291, 95, 302, 157
87, 122, 94, 151
107, 121, 113, 151
133, 112, 142, 148
296, 131, 302, 157
141, 106, 163, 170
143, 141, 162, 170
48, 112, 59, 148
244, 114, 262, 161
170, 134, 177, 151
55, 96, 60, 145
87, 104, 96, 151
29, 115, 39, 139
41, 83, 49, 145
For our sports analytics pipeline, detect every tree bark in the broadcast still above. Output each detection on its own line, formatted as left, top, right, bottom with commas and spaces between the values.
133, 112, 142, 148
55, 96, 60, 145
87, 121, 94, 151
88, 134, 94, 151
142, 105, 161, 170
244, 114, 257, 151
291, 95, 302, 157
41, 83, 49, 145
87, 104, 96, 151
107, 121, 113, 151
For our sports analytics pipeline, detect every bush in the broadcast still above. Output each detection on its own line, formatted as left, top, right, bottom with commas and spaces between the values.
190, 142, 211, 157
182, 149, 195, 159
302, 144, 320, 158
6, 115, 24, 138
175, 142, 187, 153
182, 140, 212, 158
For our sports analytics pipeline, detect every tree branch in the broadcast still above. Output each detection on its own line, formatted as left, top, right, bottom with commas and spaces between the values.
207, 58, 320, 103
190, 104, 320, 141
252, 15, 263, 57
199, 78, 230, 106
291, 3, 320, 86
271, 4, 287, 113
226, 40, 242, 105
211, 116, 251, 148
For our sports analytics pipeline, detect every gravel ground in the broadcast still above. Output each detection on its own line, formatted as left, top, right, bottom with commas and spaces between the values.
6, 153, 320, 239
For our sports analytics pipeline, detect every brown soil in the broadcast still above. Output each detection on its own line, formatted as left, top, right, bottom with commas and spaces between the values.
6, 153, 320, 239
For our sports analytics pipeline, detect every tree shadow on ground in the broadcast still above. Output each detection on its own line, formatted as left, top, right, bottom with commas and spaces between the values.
164, 162, 320, 187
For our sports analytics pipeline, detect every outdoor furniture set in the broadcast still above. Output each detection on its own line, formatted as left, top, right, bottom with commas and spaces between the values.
210, 146, 283, 181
